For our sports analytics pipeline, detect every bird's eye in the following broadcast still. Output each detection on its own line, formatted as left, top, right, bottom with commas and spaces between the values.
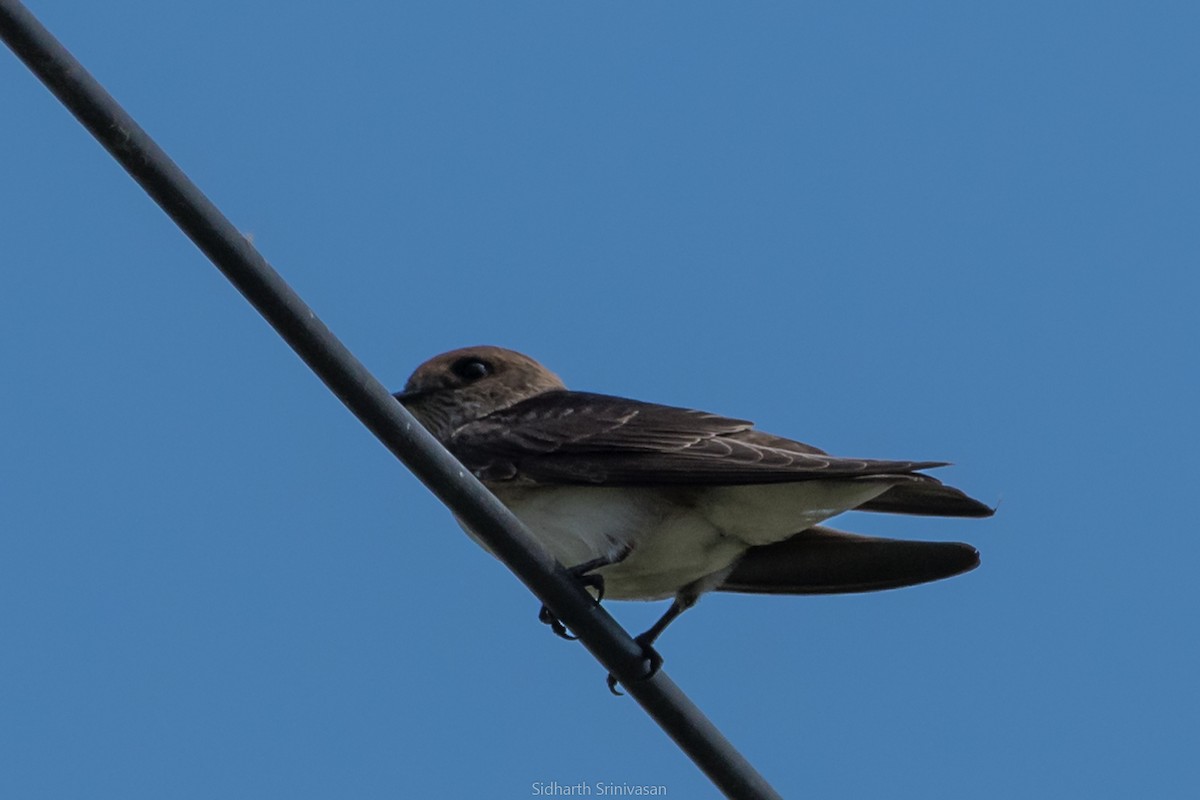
450, 357, 492, 382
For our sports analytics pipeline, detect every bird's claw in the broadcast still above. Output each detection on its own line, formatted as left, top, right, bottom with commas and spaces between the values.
578, 572, 605, 604
606, 635, 664, 696
537, 561, 612, 641
538, 605, 578, 640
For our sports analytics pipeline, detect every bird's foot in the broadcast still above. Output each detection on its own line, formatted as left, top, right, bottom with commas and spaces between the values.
606, 634, 664, 696
536, 563, 609, 640
578, 571, 605, 603
538, 604, 577, 640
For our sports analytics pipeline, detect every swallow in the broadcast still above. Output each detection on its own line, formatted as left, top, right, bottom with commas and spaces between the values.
395, 346, 991, 692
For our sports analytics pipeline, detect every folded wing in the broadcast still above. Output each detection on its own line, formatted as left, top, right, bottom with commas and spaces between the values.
450, 391, 957, 487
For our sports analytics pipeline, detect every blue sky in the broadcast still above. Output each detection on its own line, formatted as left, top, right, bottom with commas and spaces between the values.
3, 2, 1197, 797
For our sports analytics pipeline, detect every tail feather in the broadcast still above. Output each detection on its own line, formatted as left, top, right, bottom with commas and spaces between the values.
717, 525, 980, 595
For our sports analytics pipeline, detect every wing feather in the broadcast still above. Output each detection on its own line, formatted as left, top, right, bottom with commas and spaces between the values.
449, 391, 949, 486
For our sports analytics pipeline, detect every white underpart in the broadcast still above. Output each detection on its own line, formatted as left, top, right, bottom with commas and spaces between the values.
459, 480, 897, 601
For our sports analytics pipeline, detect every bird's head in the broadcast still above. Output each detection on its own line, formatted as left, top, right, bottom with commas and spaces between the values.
394, 346, 565, 440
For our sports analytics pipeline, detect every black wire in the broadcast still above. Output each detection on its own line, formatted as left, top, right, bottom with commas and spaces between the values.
0, 2, 783, 798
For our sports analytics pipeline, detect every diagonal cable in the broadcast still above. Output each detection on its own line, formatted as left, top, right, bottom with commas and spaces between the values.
0, 2, 782, 798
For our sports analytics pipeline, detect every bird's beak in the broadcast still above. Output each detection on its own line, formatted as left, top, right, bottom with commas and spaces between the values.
392, 388, 426, 405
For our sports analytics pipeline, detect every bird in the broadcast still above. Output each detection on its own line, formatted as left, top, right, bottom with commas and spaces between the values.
394, 345, 992, 691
